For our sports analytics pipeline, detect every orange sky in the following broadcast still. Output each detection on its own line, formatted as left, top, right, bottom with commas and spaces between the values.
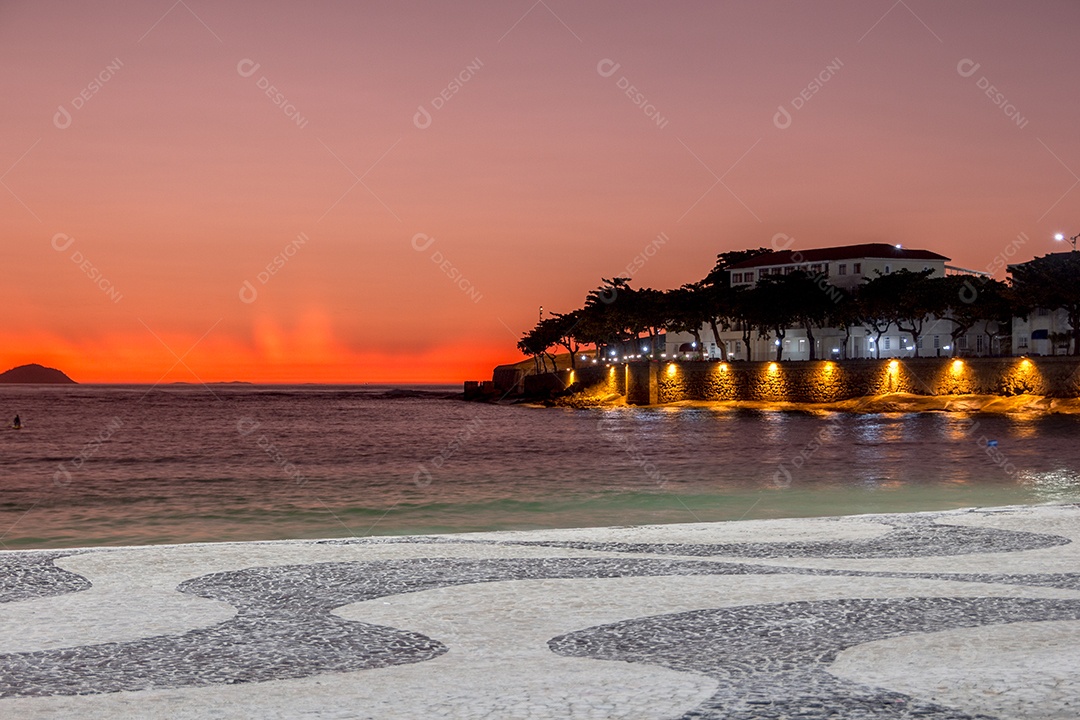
3, 1, 1080, 383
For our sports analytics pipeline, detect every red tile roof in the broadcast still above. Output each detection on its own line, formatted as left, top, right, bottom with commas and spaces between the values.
726, 243, 950, 269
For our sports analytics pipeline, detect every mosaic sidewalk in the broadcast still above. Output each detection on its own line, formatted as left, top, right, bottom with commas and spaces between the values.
2, 504, 1079, 718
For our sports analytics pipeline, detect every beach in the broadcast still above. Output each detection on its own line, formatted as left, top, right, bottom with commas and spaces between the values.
2, 503, 1079, 718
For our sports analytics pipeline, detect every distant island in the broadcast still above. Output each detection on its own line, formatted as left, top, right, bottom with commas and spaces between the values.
0, 364, 76, 384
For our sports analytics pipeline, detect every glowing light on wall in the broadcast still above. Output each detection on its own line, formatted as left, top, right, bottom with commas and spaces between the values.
885, 359, 900, 391
950, 359, 964, 376
666, 363, 677, 377
823, 361, 835, 373
1007, 357, 1042, 394
718, 363, 728, 372
768, 362, 779, 374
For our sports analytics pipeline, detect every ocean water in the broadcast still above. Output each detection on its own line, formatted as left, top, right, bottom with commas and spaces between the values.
1, 384, 1079, 549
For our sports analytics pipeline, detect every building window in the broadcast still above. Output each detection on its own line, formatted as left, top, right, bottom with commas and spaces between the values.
853, 263, 861, 273
976, 336, 984, 353
917, 337, 923, 349
934, 336, 940, 349
732, 272, 742, 283
884, 264, 892, 274
1018, 336, 1029, 348
883, 337, 891, 350
838, 264, 847, 275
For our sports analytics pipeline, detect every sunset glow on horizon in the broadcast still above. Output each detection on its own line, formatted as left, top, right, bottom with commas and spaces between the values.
5, 0, 1080, 383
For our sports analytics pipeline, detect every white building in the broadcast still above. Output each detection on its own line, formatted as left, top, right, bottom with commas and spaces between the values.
1012, 309, 1072, 356
666, 243, 998, 361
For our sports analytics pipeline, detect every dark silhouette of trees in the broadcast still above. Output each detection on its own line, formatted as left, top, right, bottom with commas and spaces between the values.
1010, 253, 1080, 355
517, 321, 559, 373
575, 278, 634, 358
826, 285, 861, 359
629, 287, 667, 356
858, 270, 939, 356
781, 271, 835, 360
752, 274, 803, 361
664, 285, 708, 355
933, 276, 1014, 357
698, 248, 770, 360
747, 271, 837, 361
857, 277, 894, 359
547, 311, 584, 369
730, 286, 758, 361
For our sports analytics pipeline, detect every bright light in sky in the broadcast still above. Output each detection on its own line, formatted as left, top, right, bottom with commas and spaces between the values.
3, 0, 1080, 382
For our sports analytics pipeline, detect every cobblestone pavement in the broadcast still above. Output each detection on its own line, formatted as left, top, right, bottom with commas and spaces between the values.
1, 504, 1079, 718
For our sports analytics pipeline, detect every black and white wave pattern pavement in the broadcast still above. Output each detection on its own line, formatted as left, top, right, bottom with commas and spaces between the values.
1, 505, 1079, 719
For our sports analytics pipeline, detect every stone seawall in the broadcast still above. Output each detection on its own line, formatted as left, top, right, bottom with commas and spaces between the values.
568, 357, 1080, 405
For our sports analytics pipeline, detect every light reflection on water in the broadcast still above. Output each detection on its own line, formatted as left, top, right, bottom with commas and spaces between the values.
1018, 469, 1080, 502
0, 385, 1079, 548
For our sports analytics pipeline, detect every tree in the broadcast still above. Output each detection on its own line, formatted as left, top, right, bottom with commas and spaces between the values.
1010, 253, 1080, 355
746, 271, 835, 361
782, 271, 834, 360
751, 274, 804, 361
575, 278, 634, 359
935, 276, 1015, 357
890, 270, 939, 356
627, 287, 667, 356
860, 269, 939, 357
517, 321, 559, 373
547, 311, 585, 369
664, 285, 707, 356
729, 286, 759, 361
1050, 331, 1072, 356
826, 285, 861, 359
698, 248, 771, 359
935, 276, 984, 357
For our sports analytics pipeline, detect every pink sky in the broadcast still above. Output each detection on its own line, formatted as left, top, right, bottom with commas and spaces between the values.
3, 0, 1079, 382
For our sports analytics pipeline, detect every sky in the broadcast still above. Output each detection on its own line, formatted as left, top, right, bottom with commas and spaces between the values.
3, 0, 1080, 383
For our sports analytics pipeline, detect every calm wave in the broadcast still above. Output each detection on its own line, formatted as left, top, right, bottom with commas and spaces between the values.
1, 384, 1078, 549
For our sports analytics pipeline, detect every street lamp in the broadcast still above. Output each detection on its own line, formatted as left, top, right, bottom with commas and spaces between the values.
1054, 232, 1078, 251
